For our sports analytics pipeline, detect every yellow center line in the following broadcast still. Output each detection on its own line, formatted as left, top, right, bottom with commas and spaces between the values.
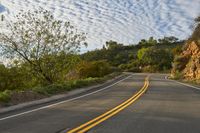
68, 78, 147, 133
67, 76, 150, 133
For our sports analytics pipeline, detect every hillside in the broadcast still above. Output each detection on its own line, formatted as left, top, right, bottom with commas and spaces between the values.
172, 17, 200, 83
82, 38, 184, 72
172, 41, 200, 83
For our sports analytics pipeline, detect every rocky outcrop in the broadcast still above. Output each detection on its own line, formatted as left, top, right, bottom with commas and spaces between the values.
177, 41, 200, 81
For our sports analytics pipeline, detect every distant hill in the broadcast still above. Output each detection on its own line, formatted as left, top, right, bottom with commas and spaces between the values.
82, 38, 184, 72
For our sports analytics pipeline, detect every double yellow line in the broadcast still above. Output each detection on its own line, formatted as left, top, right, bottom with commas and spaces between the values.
67, 76, 150, 133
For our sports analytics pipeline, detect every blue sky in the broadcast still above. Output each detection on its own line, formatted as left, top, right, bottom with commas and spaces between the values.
1, 0, 200, 51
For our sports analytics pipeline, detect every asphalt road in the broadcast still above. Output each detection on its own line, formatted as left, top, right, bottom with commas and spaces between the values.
0, 73, 200, 133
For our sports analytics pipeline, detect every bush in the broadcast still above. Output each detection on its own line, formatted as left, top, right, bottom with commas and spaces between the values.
77, 60, 112, 78
32, 77, 101, 95
118, 60, 141, 72
127, 67, 141, 72
0, 63, 39, 92
173, 55, 190, 71
172, 71, 184, 80
32, 84, 67, 95
0, 90, 12, 103
142, 65, 159, 73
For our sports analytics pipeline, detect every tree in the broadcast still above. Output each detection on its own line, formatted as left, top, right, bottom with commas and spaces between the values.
138, 37, 157, 46
106, 40, 123, 50
137, 47, 173, 70
137, 48, 149, 60
0, 9, 87, 84
148, 37, 157, 45
158, 36, 179, 44
138, 39, 147, 45
190, 16, 200, 43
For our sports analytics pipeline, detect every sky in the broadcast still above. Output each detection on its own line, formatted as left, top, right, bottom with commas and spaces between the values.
0, 0, 200, 52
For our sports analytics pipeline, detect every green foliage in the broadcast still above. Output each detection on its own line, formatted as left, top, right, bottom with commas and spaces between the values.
158, 36, 179, 44
138, 37, 157, 46
36, 53, 81, 84
77, 60, 112, 78
106, 40, 123, 50
119, 60, 141, 72
0, 64, 9, 91
32, 73, 120, 96
32, 84, 68, 95
82, 43, 137, 66
173, 55, 190, 71
172, 45, 183, 56
83, 37, 182, 68
172, 71, 184, 80
0, 9, 86, 84
142, 65, 160, 73
137, 48, 149, 60
0, 63, 36, 92
0, 90, 12, 103
137, 47, 173, 71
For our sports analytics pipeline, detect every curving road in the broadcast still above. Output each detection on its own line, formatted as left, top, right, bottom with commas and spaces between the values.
0, 73, 200, 133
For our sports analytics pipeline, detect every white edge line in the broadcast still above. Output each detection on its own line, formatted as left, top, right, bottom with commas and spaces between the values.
0, 75, 133, 121
165, 76, 200, 90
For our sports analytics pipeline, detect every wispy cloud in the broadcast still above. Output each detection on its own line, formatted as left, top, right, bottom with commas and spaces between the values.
1, 0, 200, 51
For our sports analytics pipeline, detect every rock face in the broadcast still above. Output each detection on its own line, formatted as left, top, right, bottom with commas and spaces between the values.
181, 41, 200, 80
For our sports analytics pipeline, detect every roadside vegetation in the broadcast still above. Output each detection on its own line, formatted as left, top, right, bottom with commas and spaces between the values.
0, 9, 185, 105
82, 37, 183, 73
0, 9, 119, 105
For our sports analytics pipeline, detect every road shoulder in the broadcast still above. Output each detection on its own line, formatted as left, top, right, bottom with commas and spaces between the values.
165, 76, 200, 91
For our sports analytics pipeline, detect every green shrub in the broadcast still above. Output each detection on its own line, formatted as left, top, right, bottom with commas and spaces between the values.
173, 71, 184, 80
127, 67, 141, 72
142, 65, 159, 73
77, 60, 112, 78
173, 55, 190, 71
118, 60, 141, 72
32, 77, 102, 95
32, 84, 67, 95
0, 90, 12, 103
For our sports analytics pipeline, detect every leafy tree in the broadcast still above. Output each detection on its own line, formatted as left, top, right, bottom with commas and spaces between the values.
148, 37, 157, 45
0, 9, 86, 84
158, 36, 179, 44
106, 40, 123, 50
138, 37, 157, 46
137, 47, 173, 71
137, 48, 149, 60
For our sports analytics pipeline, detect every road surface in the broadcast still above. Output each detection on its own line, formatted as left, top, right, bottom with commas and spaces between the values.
0, 73, 200, 133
